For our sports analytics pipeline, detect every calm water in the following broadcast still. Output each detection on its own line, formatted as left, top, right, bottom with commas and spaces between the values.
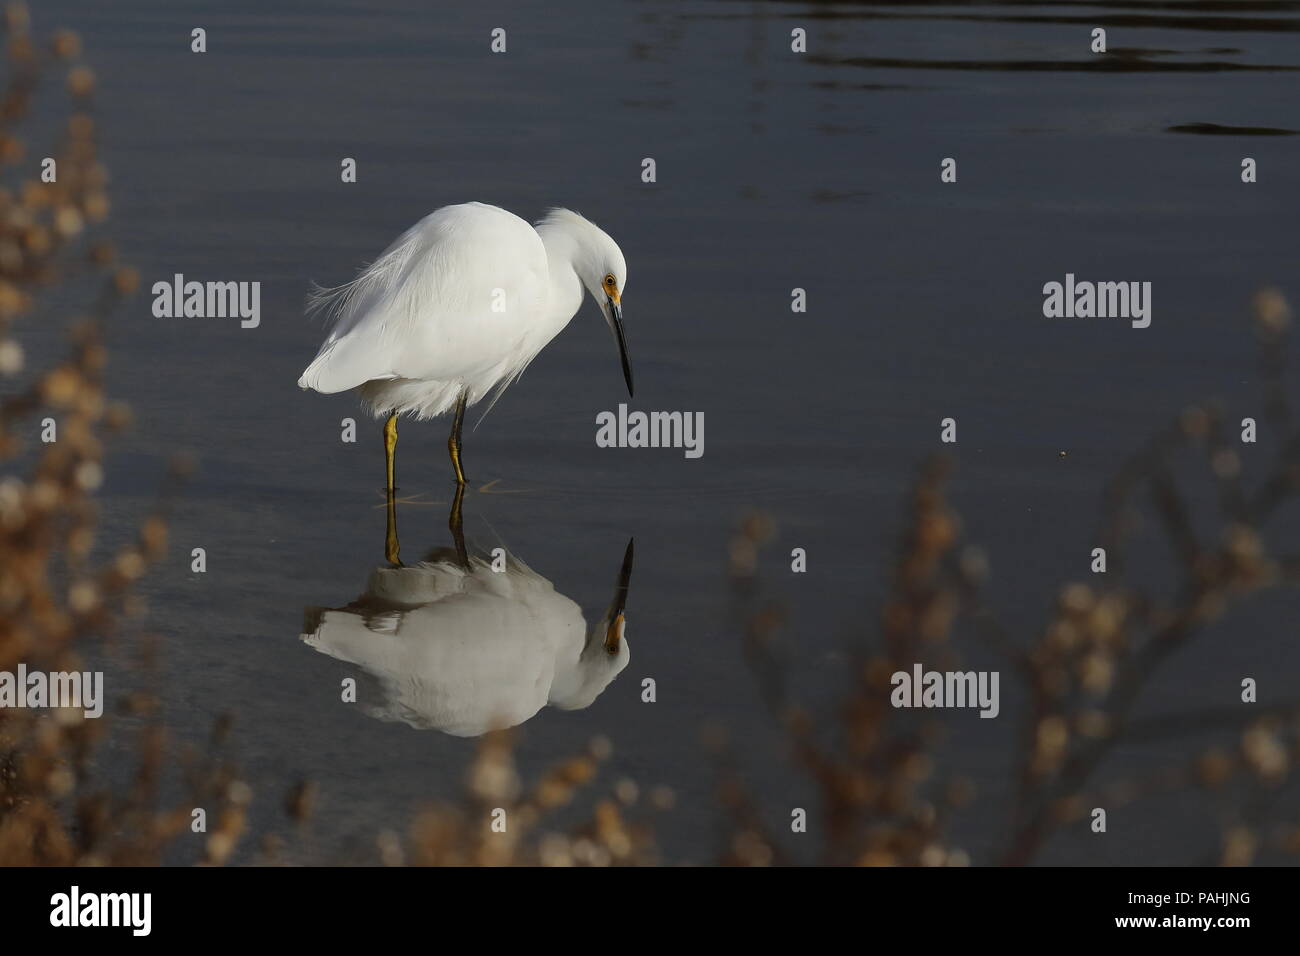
38, 0, 1300, 864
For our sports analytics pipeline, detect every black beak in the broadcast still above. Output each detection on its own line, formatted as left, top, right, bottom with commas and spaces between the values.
606, 296, 634, 397
603, 537, 635, 654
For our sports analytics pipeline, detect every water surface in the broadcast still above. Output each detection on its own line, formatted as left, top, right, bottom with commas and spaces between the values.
39, 0, 1300, 864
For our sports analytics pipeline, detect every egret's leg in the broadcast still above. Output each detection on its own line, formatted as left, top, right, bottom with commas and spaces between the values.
383, 413, 399, 494
384, 489, 402, 567
447, 388, 468, 487
449, 481, 469, 569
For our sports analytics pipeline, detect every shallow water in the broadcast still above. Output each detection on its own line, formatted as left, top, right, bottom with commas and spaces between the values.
35, 0, 1300, 863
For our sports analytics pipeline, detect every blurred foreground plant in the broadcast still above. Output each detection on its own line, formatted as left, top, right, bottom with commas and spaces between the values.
723, 290, 1300, 866
0, 3, 246, 866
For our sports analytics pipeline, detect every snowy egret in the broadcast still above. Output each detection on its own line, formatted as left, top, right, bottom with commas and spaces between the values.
297, 203, 634, 489
301, 518, 634, 737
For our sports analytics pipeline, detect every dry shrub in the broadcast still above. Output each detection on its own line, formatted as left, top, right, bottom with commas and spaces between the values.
723, 290, 1300, 866
0, 2, 242, 866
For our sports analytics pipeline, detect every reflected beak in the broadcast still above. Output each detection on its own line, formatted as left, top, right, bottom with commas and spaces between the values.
603, 537, 635, 654
605, 296, 634, 397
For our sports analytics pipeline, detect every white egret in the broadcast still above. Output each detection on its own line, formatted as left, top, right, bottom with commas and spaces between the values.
301, 538, 634, 737
297, 203, 634, 489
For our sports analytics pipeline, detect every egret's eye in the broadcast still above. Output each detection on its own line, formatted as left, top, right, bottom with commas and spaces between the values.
604, 274, 616, 288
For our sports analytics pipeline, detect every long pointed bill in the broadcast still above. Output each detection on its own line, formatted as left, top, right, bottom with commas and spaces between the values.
603, 537, 635, 654
605, 296, 634, 397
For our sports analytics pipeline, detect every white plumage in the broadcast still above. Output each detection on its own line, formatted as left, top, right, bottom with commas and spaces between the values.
301, 546, 631, 737
298, 202, 632, 423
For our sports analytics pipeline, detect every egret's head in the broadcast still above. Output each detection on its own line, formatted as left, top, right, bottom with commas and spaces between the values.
596, 537, 633, 653
594, 264, 633, 398
552, 538, 636, 712
537, 208, 633, 396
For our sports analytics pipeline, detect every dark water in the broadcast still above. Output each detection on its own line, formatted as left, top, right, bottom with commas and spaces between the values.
36, 0, 1300, 864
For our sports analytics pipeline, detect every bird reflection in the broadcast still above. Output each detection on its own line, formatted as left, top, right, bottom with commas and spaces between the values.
301, 490, 634, 737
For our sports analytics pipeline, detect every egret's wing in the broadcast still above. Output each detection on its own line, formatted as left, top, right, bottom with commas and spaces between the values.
296, 219, 426, 394
298, 203, 549, 395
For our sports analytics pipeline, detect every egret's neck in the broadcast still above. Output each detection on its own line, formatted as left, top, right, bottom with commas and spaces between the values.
536, 222, 588, 327
548, 628, 628, 711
